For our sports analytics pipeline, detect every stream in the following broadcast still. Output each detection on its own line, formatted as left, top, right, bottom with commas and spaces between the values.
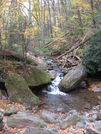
37, 59, 101, 113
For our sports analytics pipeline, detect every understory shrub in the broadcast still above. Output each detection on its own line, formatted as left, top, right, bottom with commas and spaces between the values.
82, 30, 101, 76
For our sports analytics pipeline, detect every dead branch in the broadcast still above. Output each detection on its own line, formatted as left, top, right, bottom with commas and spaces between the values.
56, 34, 94, 60
44, 25, 79, 48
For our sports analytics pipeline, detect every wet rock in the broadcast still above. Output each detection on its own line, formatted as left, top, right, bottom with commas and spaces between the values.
47, 64, 54, 70
24, 126, 59, 134
46, 85, 52, 92
4, 107, 17, 116
86, 127, 101, 134
5, 74, 40, 106
76, 122, 85, 129
7, 112, 46, 128
79, 81, 87, 88
59, 64, 87, 92
59, 113, 81, 130
49, 71, 56, 80
94, 121, 101, 131
41, 110, 59, 123
84, 103, 91, 109
97, 110, 101, 120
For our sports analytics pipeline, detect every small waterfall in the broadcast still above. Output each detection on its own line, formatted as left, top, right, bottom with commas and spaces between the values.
42, 59, 67, 96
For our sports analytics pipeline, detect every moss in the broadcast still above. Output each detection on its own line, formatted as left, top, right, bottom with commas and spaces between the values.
24, 66, 50, 87
5, 74, 40, 106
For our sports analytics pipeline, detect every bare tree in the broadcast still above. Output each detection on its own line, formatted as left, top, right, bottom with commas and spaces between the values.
29, 0, 32, 51
91, 0, 96, 27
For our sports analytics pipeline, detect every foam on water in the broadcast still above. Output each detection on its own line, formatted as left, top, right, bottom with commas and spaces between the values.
42, 72, 67, 96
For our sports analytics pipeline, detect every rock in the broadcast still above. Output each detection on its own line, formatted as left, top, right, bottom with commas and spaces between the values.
79, 81, 87, 88
0, 112, 4, 131
0, 121, 4, 131
0, 112, 3, 122
47, 63, 54, 70
24, 126, 59, 134
41, 110, 59, 123
94, 121, 101, 131
97, 110, 101, 120
59, 113, 81, 130
68, 110, 77, 115
89, 114, 97, 122
76, 122, 85, 129
0, 109, 4, 114
81, 115, 89, 123
4, 107, 17, 116
5, 74, 40, 106
28, 55, 47, 70
24, 66, 50, 87
59, 64, 87, 92
98, 104, 101, 112
86, 127, 101, 134
46, 85, 52, 92
48, 71, 56, 80
7, 112, 46, 128
84, 103, 91, 109
57, 108, 65, 113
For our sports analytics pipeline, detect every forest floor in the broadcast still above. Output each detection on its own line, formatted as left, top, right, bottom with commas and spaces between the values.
0, 99, 87, 134
0, 94, 101, 134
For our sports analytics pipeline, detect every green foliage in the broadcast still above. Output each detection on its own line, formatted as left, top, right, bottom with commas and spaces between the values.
82, 30, 101, 75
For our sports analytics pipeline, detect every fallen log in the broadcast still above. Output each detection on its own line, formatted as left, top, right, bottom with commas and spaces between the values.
0, 49, 37, 65
56, 34, 94, 60
44, 25, 79, 48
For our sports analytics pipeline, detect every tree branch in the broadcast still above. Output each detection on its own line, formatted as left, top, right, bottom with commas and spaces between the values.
56, 34, 94, 60
44, 25, 79, 48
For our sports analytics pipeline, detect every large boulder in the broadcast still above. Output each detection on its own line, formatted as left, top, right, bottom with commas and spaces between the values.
7, 112, 46, 128
24, 126, 58, 134
59, 64, 87, 92
24, 66, 50, 87
5, 74, 40, 106
41, 110, 59, 123
59, 113, 81, 130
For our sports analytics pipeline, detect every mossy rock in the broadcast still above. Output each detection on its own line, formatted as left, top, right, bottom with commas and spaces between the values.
5, 74, 40, 106
24, 66, 50, 87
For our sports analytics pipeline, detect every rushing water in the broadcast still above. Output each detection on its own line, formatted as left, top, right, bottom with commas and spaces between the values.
37, 59, 101, 112
43, 72, 67, 96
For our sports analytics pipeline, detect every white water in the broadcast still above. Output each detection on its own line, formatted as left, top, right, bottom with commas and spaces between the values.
43, 72, 67, 96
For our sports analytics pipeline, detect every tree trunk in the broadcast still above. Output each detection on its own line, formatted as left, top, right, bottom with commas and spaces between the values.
41, 0, 44, 46
91, 0, 96, 27
47, 0, 52, 35
76, 3, 83, 28
29, 0, 32, 51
